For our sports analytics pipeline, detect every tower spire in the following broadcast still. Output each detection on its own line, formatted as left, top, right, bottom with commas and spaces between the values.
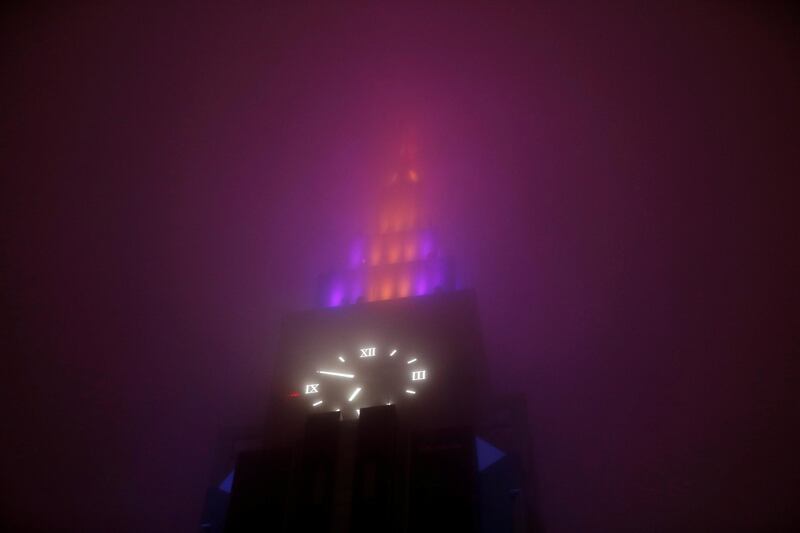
390, 134, 420, 185
317, 140, 454, 307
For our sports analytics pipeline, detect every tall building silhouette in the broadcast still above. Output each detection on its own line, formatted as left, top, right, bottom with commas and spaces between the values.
201, 142, 535, 533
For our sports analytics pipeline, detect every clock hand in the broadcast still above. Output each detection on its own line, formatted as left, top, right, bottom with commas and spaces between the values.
317, 370, 355, 378
348, 387, 362, 402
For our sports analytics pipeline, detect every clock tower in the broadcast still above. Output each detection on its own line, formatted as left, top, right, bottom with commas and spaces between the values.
315, 140, 455, 308
209, 144, 535, 533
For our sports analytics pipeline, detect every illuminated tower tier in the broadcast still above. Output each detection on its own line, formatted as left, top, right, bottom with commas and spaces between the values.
317, 145, 456, 307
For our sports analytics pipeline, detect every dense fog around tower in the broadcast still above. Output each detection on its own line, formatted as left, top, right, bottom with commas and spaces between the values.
2, 2, 798, 531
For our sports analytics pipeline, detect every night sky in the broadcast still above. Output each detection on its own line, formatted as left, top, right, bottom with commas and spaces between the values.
2, 2, 798, 532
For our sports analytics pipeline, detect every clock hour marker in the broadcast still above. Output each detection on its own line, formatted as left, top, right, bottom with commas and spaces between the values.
305, 384, 320, 394
405, 389, 416, 395
389, 349, 397, 356
348, 387, 362, 402
312, 400, 323, 407
411, 370, 427, 381
317, 370, 355, 378
338, 356, 346, 362
360, 347, 376, 358
407, 358, 417, 364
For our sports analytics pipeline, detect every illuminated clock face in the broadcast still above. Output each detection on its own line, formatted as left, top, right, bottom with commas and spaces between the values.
299, 346, 428, 418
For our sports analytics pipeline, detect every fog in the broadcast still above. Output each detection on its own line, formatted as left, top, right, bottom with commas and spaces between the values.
2, 2, 798, 531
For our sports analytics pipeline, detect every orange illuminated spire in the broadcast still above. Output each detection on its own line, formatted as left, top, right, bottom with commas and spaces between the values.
390, 136, 420, 186
318, 136, 454, 307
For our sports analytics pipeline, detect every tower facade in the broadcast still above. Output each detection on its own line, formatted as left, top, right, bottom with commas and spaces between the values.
318, 143, 455, 307
202, 143, 534, 533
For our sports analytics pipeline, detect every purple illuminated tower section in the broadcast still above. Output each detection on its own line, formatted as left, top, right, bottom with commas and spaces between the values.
317, 143, 456, 307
